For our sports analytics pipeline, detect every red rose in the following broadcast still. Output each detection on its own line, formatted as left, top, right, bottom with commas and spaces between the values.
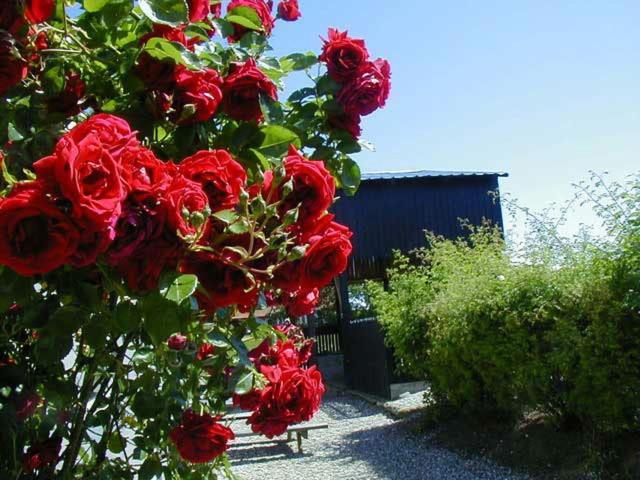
170, 410, 234, 464
283, 287, 319, 317
24, 0, 55, 24
180, 252, 258, 312
274, 216, 352, 291
179, 150, 247, 211
246, 338, 302, 370
337, 59, 391, 116
0, 32, 27, 96
172, 67, 223, 124
0, 182, 79, 276
196, 342, 215, 360
117, 236, 180, 293
277, 0, 300, 21
136, 53, 177, 91
263, 145, 336, 226
226, 0, 274, 42
15, 391, 41, 421
272, 259, 302, 293
188, 0, 210, 22
47, 71, 86, 117
141, 24, 191, 48
107, 191, 168, 266
211, 1, 222, 18
233, 389, 262, 411
35, 132, 126, 230
222, 59, 277, 122
299, 218, 352, 289
164, 175, 210, 238
22, 437, 62, 473
69, 227, 114, 268
328, 112, 362, 140
248, 365, 325, 438
33, 30, 48, 51
64, 114, 139, 160
120, 146, 171, 194
168, 334, 188, 351
0, 2, 23, 34
319, 28, 369, 82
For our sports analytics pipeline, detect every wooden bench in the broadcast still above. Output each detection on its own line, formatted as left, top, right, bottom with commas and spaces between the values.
226, 412, 328, 453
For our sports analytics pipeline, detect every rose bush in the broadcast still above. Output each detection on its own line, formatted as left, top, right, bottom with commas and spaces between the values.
0, 1, 390, 478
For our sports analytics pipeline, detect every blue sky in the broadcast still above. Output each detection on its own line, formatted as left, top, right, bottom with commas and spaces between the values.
267, 0, 640, 236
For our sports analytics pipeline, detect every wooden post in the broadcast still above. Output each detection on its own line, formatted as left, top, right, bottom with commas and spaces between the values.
335, 274, 353, 387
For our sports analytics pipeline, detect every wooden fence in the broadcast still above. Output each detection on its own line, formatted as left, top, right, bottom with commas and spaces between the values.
305, 325, 342, 356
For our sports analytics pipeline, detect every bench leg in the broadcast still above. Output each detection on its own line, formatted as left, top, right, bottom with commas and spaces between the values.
286, 431, 292, 442
296, 432, 302, 453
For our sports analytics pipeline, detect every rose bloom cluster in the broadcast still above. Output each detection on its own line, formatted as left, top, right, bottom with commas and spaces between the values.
233, 324, 324, 438
168, 325, 321, 463
320, 28, 392, 140
0, 114, 352, 315
136, 1, 301, 125
0, 0, 87, 113
0, 0, 53, 95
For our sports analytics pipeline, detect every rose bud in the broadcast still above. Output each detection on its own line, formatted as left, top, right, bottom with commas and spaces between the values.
168, 334, 188, 351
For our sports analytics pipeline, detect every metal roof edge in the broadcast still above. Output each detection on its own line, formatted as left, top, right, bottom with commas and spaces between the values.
361, 170, 509, 181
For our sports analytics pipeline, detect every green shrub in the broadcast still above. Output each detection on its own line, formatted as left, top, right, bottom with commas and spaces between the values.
369, 174, 640, 432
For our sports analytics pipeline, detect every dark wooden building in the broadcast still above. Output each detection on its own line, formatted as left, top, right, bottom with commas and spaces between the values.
328, 170, 508, 398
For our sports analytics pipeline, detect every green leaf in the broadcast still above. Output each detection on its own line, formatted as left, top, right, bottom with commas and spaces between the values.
226, 6, 264, 32
317, 75, 342, 96
211, 18, 234, 38
142, 38, 202, 70
132, 392, 163, 419
230, 336, 251, 366
162, 274, 198, 305
108, 433, 125, 454
213, 209, 239, 224
258, 125, 300, 150
338, 139, 362, 154
231, 122, 260, 152
288, 87, 316, 103
41, 65, 65, 94
259, 95, 284, 124
138, 0, 188, 26
7, 123, 24, 142
141, 293, 184, 345
114, 302, 141, 333
35, 333, 73, 365
83, 0, 110, 12
232, 369, 255, 395
280, 52, 318, 72
341, 157, 362, 196
139, 456, 163, 480
208, 332, 230, 348
49, 306, 87, 335
1, 154, 17, 185
228, 219, 250, 234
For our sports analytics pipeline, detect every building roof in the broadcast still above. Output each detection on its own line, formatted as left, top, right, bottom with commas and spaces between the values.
361, 170, 509, 181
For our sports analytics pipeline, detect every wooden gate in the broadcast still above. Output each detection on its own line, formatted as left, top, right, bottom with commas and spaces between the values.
336, 275, 396, 399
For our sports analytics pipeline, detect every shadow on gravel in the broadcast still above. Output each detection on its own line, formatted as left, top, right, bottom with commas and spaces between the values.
230, 443, 309, 466
337, 419, 431, 480
319, 391, 382, 422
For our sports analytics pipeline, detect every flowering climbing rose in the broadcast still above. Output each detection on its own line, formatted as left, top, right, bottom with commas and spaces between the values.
0, 1, 391, 477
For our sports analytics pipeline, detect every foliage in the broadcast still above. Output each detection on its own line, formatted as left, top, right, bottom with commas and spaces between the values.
369, 174, 640, 432
0, 0, 391, 478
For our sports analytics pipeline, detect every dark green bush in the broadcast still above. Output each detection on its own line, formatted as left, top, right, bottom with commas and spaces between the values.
369, 174, 640, 432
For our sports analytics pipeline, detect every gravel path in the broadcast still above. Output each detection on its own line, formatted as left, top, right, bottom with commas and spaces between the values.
227, 389, 528, 480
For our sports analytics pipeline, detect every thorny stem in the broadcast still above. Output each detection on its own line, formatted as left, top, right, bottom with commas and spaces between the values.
60, 355, 99, 478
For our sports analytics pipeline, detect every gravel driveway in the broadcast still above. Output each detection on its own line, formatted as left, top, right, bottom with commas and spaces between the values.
228, 389, 527, 480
